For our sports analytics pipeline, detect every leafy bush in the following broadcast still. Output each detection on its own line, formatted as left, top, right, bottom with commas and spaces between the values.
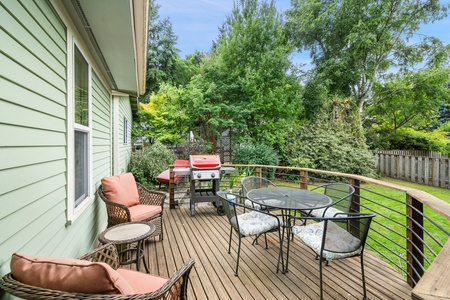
370, 128, 450, 154
437, 121, 450, 135
280, 125, 376, 177
129, 142, 177, 187
232, 144, 279, 178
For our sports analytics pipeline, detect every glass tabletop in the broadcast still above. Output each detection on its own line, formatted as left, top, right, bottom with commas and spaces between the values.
246, 187, 332, 210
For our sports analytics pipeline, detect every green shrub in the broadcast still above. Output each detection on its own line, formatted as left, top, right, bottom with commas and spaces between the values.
280, 125, 376, 178
129, 142, 177, 187
437, 121, 450, 137
373, 128, 450, 154
232, 144, 279, 178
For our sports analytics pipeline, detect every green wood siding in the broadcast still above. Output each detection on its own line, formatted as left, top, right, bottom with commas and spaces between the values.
0, 1, 116, 287
0, 0, 69, 278
118, 96, 133, 174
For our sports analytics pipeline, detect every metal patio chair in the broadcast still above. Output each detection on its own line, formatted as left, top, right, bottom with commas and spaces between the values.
286, 213, 375, 300
241, 176, 278, 211
217, 191, 284, 276
307, 183, 356, 218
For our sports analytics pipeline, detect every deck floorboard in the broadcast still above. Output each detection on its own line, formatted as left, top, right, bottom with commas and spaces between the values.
142, 205, 412, 300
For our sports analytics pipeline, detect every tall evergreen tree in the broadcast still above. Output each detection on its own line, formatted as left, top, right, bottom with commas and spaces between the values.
143, 1, 179, 102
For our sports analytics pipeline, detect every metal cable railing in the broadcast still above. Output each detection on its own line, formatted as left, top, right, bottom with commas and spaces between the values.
167, 164, 450, 289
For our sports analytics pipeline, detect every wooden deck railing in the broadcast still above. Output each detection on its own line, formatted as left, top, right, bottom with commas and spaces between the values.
167, 164, 450, 299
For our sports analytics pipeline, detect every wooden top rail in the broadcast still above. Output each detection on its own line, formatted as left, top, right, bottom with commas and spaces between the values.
412, 240, 450, 299
226, 164, 450, 220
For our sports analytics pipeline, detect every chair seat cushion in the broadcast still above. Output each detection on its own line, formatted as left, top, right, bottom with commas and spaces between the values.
10, 253, 134, 294
292, 221, 362, 261
310, 207, 344, 218
231, 211, 280, 236
244, 199, 261, 210
117, 268, 168, 294
129, 204, 162, 222
101, 173, 140, 207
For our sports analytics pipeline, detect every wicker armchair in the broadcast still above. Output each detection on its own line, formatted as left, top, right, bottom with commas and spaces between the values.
0, 243, 195, 300
98, 182, 166, 240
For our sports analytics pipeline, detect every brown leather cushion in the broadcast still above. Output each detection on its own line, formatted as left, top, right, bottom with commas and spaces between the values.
101, 173, 140, 207
10, 253, 134, 295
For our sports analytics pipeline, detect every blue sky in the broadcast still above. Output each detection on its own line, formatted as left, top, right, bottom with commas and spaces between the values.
159, 0, 450, 69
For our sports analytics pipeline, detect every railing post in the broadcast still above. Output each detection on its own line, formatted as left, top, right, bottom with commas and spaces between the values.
406, 195, 424, 286
255, 166, 262, 177
300, 170, 308, 189
169, 166, 176, 209
349, 178, 361, 213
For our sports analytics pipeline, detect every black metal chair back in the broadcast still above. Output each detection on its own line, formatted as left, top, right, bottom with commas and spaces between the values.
310, 183, 355, 216
287, 213, 375, 299
241, 176, 277, 196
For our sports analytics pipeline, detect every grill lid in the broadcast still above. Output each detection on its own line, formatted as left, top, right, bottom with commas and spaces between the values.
190, 155, 221, 169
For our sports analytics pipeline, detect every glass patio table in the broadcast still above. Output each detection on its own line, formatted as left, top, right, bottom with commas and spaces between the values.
246, 187, 332, 212
246, 187, 332, 273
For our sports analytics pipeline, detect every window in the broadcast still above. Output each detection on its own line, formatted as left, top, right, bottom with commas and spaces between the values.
74, 46, 90, 208
123, 117, 128, 144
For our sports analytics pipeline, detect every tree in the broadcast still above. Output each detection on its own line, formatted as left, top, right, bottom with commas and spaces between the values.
286, 0, 450, 117
171, 52, 203, 88
367, 67, 450, 132
208, 0, 302, 147
133, 83, 189, 145
144, 1, 179, 101
178, 53, 238, 153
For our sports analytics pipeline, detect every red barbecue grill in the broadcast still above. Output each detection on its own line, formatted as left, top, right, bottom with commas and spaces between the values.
188, 155, 234, 216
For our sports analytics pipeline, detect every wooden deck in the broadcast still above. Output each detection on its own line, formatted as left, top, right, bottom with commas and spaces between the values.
143, 204, 412, 299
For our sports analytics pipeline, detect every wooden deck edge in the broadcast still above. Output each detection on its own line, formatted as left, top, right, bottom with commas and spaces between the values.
412, 239, 450, 299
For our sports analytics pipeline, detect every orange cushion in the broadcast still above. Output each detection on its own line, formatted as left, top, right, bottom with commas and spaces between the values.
117, 268, 168, 294
101, 173, 140, 207
10, 253, 134, 295
129, 204, 162, 222
156, 169, 184, 184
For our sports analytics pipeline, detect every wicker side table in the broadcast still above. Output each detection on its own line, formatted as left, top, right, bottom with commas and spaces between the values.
98, 222, 155, 273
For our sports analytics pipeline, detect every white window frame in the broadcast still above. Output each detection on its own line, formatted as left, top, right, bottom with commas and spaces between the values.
67, 37, 94, 223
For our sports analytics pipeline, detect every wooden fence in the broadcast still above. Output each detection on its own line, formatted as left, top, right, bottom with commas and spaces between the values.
374, 151, 450, 189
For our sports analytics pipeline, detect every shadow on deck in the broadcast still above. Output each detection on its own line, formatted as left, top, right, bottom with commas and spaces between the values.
143, 205, 412, 300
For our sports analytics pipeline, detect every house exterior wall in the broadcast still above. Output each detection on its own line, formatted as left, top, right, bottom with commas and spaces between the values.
117, 95, 133, 174
0, 0, 134, 287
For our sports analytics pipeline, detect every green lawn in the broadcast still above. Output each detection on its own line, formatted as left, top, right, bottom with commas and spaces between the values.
360, 177, 450, 277
227, 169, 450, 278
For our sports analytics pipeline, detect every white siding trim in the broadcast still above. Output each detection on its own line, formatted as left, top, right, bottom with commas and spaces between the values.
113, 95, 120, 175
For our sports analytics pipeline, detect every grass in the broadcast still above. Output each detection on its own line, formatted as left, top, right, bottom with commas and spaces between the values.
221, 168, 450, 279
360, 177, 450, 278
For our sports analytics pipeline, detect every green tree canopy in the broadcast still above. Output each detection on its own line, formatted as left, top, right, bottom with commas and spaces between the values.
133, 83, 189, 145
188, 0, 302, 148
367, 67, 450, 132
286, 0, 450, 117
